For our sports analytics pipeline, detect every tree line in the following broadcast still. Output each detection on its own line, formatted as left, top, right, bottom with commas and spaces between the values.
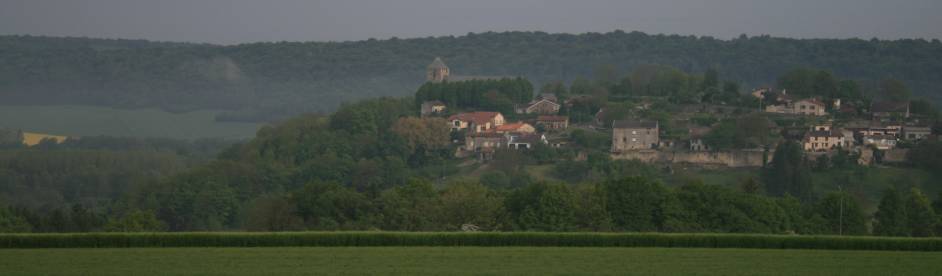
4, 31, 942, 121
414, 78, 533, 115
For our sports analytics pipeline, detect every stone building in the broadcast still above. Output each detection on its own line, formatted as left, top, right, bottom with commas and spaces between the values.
688, 126, 712, 152
448, 112, 505, 133
464, 132, 506, 152
536, 115, 569, 130
420, 100, 446, 117
864, 134, 897, 150
793, 99, 827, 116
612, 120, 659, 152
902, 125, 932, 141
427, 57, 450, 82
803, 130, 844, 152
507, 133, 548, 150
764, 97, 827, 116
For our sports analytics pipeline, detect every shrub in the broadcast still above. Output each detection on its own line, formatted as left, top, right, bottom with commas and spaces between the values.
1, 232, 941, 251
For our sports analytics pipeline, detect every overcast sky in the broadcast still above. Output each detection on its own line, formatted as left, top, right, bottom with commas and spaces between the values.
2, 0, 941, 44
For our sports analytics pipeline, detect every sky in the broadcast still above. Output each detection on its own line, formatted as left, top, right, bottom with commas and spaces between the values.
2, 0, 941, 44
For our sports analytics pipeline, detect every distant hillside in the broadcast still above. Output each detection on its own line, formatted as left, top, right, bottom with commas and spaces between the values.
2, 31, 941, 121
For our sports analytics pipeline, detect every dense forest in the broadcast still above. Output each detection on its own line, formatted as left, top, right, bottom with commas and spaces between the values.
0, 134, 234, 232
414, 78, 534, 116
2, 31, 942, 121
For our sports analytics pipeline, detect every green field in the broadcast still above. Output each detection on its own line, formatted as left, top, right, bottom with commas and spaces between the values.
0, 105, 261, 140
0, 247, 939, 275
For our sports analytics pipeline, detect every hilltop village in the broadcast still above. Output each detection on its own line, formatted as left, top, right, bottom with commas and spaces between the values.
418, 58, 936, 168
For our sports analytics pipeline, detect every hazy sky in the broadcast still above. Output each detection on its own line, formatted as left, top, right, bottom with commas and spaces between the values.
2, 0, 941, 44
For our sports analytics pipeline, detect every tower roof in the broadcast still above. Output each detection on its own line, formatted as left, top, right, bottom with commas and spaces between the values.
428, 57, 448, 69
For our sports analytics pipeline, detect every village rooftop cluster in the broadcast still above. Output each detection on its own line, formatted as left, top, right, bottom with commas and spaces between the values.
419, 58, 934, 167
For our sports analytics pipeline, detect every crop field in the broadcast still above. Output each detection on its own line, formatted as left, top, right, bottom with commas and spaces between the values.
0, 105, 261, 140
3, 232, 942, 251
1, 247, 940, 275
21, 132, 69, 146
2, 233, 941, 275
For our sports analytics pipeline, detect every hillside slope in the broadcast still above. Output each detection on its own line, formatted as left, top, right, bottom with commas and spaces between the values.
2, 31, 941, 121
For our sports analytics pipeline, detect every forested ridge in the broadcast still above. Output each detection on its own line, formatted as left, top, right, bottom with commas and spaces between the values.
2, 31, 941, 121
3, 96, 942, 235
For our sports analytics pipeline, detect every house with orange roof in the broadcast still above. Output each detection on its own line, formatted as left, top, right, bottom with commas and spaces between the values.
494, 122, 535, 134
448, 112, 505, 133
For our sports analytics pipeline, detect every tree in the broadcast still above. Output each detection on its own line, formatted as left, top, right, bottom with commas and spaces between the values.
507, 182, 577, 231
701, 68, 719, 90
103, 209, 167, 232
837, 80, 862, 101
436, 182, 504, 231
570, 77, 593, 95
244, 195, 302, 232
377, 179, 438, 231
737, 114, 772, 146
910, 99, 940, 119
480, 171, 511, 189
815, 192, 867, 235
720, 81, 740, 103
676, 182, 789, 233
904, 187, 937, 237
880, 79, 911, 102
777, 68, 816, 97
294, 181, 375, 230
611, 77, 633, 98
702, 120, 739, 150
0, 205, 31, 233
812, 71, 838, 100
572, 183, 613, 231
389, 117, 451, 159
763, 141, 814, 202
934, 192, 942, 217
540, 81, 569, 98
740, 177, 761, 194
602, 177, 672, 231
873, 188, 909, 236
593, 64, 619, 87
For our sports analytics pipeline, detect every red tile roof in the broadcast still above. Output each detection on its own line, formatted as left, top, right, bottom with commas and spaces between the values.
495, 122, 532, 132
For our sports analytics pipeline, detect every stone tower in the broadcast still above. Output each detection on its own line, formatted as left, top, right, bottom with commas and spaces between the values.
427, 57, 450, 82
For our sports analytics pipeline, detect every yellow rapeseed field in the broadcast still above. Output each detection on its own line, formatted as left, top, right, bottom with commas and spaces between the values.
22, 132, 69, 146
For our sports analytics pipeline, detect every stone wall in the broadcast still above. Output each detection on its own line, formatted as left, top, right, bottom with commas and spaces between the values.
611, 149, 770, 168
882, 148, 910, 163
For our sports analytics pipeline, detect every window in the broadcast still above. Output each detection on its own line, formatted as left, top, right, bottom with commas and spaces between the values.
631, 138, 637, 142
454, 121, 460, 127
632, 130, 637, 135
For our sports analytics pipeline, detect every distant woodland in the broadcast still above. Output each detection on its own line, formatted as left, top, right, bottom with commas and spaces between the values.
2, 31, 941, 121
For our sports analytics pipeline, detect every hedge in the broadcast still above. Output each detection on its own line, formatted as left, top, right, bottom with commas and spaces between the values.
1, 232, 941, 251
